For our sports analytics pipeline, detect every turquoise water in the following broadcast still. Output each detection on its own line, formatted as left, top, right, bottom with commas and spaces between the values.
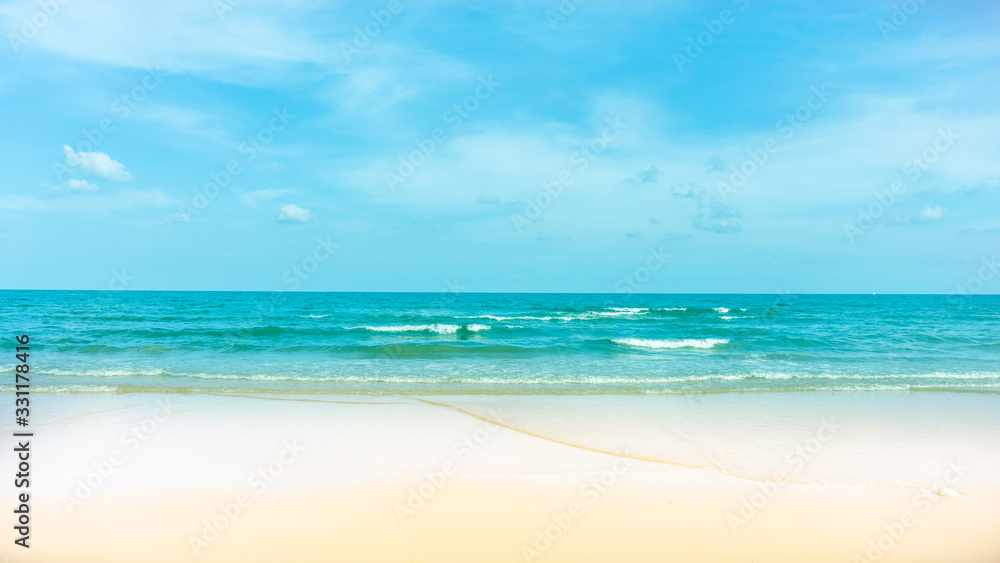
3, 291, 999, 395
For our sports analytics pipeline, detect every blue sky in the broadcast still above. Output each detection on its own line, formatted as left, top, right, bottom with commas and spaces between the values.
1, 0, 998, 292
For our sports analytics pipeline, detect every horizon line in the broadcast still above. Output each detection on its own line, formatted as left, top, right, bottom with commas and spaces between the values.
0, 289, 994, 296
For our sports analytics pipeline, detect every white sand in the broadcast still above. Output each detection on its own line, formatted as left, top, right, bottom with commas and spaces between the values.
2, 391, 999, 562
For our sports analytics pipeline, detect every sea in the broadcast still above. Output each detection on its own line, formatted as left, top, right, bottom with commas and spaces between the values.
3, 291, 999, 395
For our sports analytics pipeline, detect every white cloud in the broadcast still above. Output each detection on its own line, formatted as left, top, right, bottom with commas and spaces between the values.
276, 204, 315, 223
64, 179, 99, 192
63, 145, 133, 181
920, 205, 946, 221
240, 188, 293, 209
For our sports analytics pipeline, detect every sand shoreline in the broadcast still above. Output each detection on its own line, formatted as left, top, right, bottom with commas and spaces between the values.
3, 391, 999, 562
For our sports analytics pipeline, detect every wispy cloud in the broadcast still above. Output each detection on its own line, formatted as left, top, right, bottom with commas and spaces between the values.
64, 179, 99, 192
239, 188, 293, 209
2, 0, 999, 291
0, 0, 327, 81
622, 166, 661, 185
0, 189, 172, 214
672, 183, 742, 234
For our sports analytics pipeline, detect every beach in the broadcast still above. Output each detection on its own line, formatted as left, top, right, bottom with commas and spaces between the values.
3, 291, 1000, 561
4, 390, 999, 562
5, 0, 997, 558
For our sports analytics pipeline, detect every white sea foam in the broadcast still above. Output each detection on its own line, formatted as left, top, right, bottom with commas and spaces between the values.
478, 314, 553, 321
477, 309, 645, 322
31, 364, 1000, 385
301, 314, 330, 318
44, 368, 169, 377
356, 324, 461, 334
611, 338, 730, 349
0, 384, 119, 393
24, 371, 1000, 391
589, 310, 643, 318
714, 307, 730, 314
354, 323, 490, 334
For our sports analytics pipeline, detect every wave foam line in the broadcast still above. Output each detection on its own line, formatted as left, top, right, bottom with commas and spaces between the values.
612, 338, 729, 349
477, 310, 647, 321
352, 324, 490, 334
35, 369, 1000, 385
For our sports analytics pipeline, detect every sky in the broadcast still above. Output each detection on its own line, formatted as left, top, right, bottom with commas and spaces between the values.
0, 0, 998, 293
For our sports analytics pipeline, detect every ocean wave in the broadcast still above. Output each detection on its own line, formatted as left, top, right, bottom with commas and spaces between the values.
25, 371, 1000, 386
44, 368, 170, 377
0, 384, 119, 393
476, 309, 647, 322
301, 314, 330, 318
478, 314, 555, 321
13, 381, 1000, 395
351, 323, 490, 334
611, 338, 730, 349
32, 369, 1000, 390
